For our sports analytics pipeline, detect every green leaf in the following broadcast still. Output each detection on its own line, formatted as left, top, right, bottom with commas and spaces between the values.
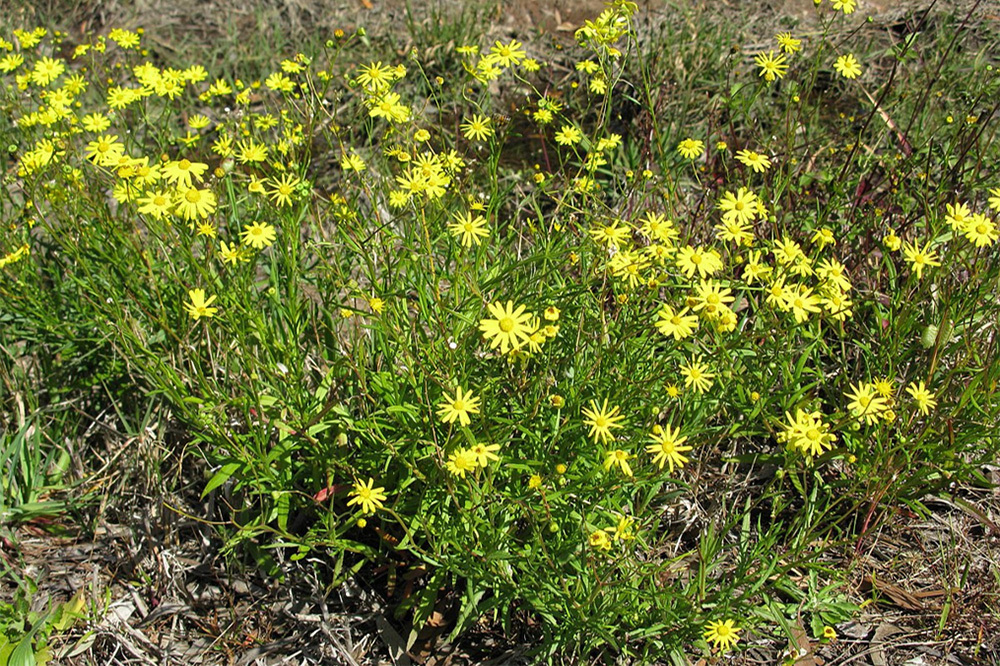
202, 462, 241, 497
9, 632, 37, 666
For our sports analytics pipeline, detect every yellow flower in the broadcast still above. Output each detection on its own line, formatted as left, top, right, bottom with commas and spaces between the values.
735, 149, 772, 173
944, 201, 972, 231
437, 386, 481, 427
589, 219, 631, 247
109, 28, 140, 49
603, 449, 633, 477
137, 190, 173, 219
347, 477, 387, 515
754, 50, 789, 82
784, 285, 822, 323
717, 187, 759, 225
714, 217, 754, 246
264, 71, 295, 92
834, 53, 862, 79
447, 448, 480, 478
844, 382, 888, 425
703, 619, 741, 652
901, 240, 941, 279
680, 360, 714, 394
219, 241, 246, 265
742, 250, 773, 285
646, 424, 692, 472
448, 211, 489, 247
0, 54, 24, 73
162, 158, 208, 189
356, 61, 395, 91
267, 173, 301, 208
605, 514, 635, 542
81, 112, 111, 133
31, 57, 65, 86
236, 139, 268, 164
461, 114, 494, 142
582, 399, 626, 445
988, 187, 1000, 212
780, 409, 836, 457
241, 221, 276, 249
884, 230, 902, 251
469, 442, 501, 467
185, 289, 218, 320
905, 381, 937, 415
964, 214, 998, 247
690, 280, 735, 320
811, 227, 836, 248
776, 32, 802, 53
85, 134, 125, 167
479, 300, 535, 354
655, 304, 699, 340
677, 138, 705, 159
340, 152, 366, 172
676, 245, 724, 279
554, 125, 583, 146
588, 529, 612, 551
174, 187, 217, 221
488, 39, 526, 67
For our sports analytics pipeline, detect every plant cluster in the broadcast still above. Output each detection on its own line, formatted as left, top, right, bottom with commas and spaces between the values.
2, 0, 999, 660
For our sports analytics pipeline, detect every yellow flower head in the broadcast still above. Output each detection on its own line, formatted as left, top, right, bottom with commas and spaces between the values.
437, 386, 481, 427
703, 619, 741, 652
347, 477, 387, 515
582, 399, 626, 444
185, 289, 218, 320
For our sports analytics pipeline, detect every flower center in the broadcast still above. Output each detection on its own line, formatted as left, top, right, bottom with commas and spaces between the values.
185, 189, 201, 203
499, 317, 515, 333
178, 159, 191, 170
